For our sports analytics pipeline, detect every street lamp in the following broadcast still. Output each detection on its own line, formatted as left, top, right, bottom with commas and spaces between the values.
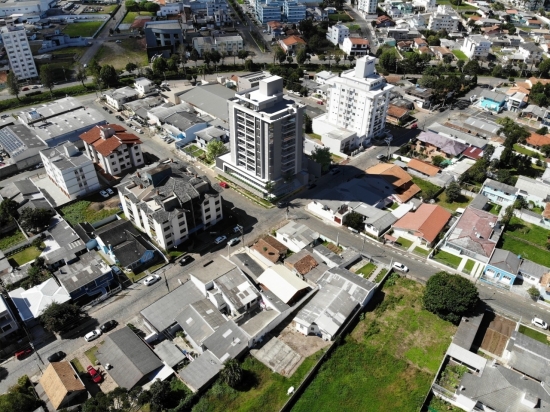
385, 137, 392, 159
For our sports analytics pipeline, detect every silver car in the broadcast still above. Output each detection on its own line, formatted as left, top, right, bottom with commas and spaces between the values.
84, 329, 102, 342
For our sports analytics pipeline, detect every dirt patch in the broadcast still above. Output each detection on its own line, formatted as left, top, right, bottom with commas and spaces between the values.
277, 322, 331, 358
475, 313, 516, 357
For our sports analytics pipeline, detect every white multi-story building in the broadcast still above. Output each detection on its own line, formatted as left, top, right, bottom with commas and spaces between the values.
326, 22, 349, 46
313, 56, 394, 142
412, 0, 436, 11
217, 76, 306, 196
1, 25, 38, 80
134, 77, 154, 97
341, 37, 370, 56
427, 5, 460, 32
102, 87, 139, 110
519, 42, 543, 64
117, 162, 223, 250
461, 35, 492, 59
358, 0, 377, 14
0, 295, 19, 342
80, 124, 144, 177
192, 35, 244, 57
40, 143, 100, 200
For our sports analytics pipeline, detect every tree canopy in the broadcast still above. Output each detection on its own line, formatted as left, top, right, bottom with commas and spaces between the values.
40, 302, 85, 333
310, 147, 332, 172
444, 182, 461, 203
423, 271, 479, 323
99, 65, 118, 88
220, 359, 243, 388
345, 212, 364, 231
18, 207, 53, 233
0, 376, 43, 412
205, 140, 228, 163
6, 72, 20, 101
40, 64, 55, 95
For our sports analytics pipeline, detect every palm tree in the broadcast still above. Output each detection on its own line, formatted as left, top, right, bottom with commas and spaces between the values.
220, 359, 243, 388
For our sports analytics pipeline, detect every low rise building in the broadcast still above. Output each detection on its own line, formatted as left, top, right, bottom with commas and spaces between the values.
39, 362, 86, 411
195, 126, 226, 149
134, 77, 155, 97
480, 178, 519, 206
341, 37, 369, 56
275, 221, 319, 253
192, 35, 244, 57
103, 87, 139, 111
428, 5, 460, 32
278, 35, 306, 53
391, 204, 451, 247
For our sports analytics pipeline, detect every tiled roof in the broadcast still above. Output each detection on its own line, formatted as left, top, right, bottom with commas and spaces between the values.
348, 37, 369, 45
447, 206, 498, 258
414, 37, 426, 44
293, 255, 318, 275
365, 163, 420, 203
407, 158, 440, 176
393, 204, 451, 243
262, 235, 288, 254
416, 131, 468, 156
419, 46, 433, 54
526, 132, 550, 147
387, 104, 409, 118
79, 124, 142, 157
281, 35, 306, 46
543, 203, 550, 219
252, 238, 282, 263
463, 146, 484, 159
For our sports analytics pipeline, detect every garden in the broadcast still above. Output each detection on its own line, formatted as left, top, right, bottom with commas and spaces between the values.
9, 245, 42, 266
60, 200, 119, 226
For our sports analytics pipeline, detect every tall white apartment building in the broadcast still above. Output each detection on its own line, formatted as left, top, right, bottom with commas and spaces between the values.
461, 35, 492, 59
358, 0, 377, 15
427, 5, 459, 32
314, 56, 394, 141
40, 143, 100, 200
117, 162, 223, 250
217, 76, 306, 196
412, 0, 436, 11
326, 22, 349, 46
1, 25, 38, 80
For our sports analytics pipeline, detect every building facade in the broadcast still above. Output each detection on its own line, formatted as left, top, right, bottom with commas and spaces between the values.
461, 35, 492, 59
283, 0, 306, 22
1, 25, 38, 80
0, 295, 19, 342
326, 22, 349, 45
427, 5, 459, 32
341, 37, 370, 56
358, 0, 378, 14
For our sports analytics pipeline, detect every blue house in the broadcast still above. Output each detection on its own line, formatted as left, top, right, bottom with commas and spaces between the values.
480, 178, 519, 207
479, 90, 507, 112
484, 249, 521, 285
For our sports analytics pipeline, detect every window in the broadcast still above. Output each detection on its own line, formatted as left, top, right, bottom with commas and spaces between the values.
205, 215, 211, 220
1, 324, 12, 333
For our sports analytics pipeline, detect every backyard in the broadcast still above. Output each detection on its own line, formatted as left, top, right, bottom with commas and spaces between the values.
411, 177, 440, 199
499, 216, 550, 267
328, 13, 352, 22
0, 229, 25, 250
451, 50, 468, 61
292, 276, 456, 412
9, 246, 42, 266
356, 262, 377, 277
513, 144, 542, 160
435, 192, 471, 211
60, 200, 119, 226
62, 21, 103, 37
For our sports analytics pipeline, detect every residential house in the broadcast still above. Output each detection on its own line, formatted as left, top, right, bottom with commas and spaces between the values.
143, 20, 183, 58
320, 128, 359, 157
117, 162, 223, 251
0, 295, 18, 342
376, 15, 395, 27
525, 131, 550, 150
230, 253, 265, 283
256, 265, 310, 305
275, 221, 319, 253
102, 87, 139, 111
397, 40, 413, 52
278, 35, 307, 53
392, 204, 451, 247
431, 46, 453, 60
419, 46, 434, 56
519, 259, 549, 285
365, 163, 421, 203
480, 178, 519, 206
416, 131, 468, 158
356, 204, 398, 237
250, 236, 288, 265
406, 158, 440, 177
518, 42, 543, 64
315, 70, 337, 85
461, 35, 492, 59
39, 362, 86, 410
441, 206, 501, 264
414, 37, 428, 49
483, 248, 521, 285
428, 5, 460, 32
479, 89, 507, 112
506, 91, 527, 112
462, 146, 484, 160
386, 104, 410, 125
341, 37, 369, 56
134, 77, 154, 97
96, 327, 165, 389
212, 267, 259, 318
403, 85, 434, 109
160, 111, 209, 145
192, 35, 244, 57
515, 175, 550, 207
267, 20, 284, 35
284, 249, 321, 277
326, 22, 349, 45
80, 124, 144, 177
194, 126, 226, 150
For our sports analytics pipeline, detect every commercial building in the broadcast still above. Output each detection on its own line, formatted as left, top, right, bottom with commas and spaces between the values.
80, 124, 144, 177
0, 25, 38, 80
357, 0, 377, 14
313, 56, 394, 143
235, 71, 269, 91
326, 22, 349, 46
427, 5, 460, 32
117, 161, 223, 250
461, 35, 492, 59
257, 0, 282, 23
216, 76, 306, 196
283, 0, 306, 23
0, 123, 48, 172
134, 77, 154, 97
103, 87, 139, 111
40, 142, 100, 200
144, 20, 183, 58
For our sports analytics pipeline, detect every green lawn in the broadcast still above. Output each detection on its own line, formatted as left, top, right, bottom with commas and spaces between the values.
71, 358, 85, 374
505, 216, 550, 248
411, 177, 441, 199
292, 277, 456, 412
122, 11, 154, 24
328, 13, 352, 22
84, 345, 100, 365
356, 262, 377, 277
397, 237, 413, 249
437, 0, 477, 9
50, 46, 87, 59
452, 50, 468, 61
487, 203, 501, 216
463, 259, 475, 274
61, 201, 119, 226
0, 230, 25, 250
518, 325, 550, 346
432, 250, 462, 269
9, 247, 42, 266
82, 4, 118, 14
192, 352, 321, 412
184, 144, 206, 159
435, 192, 472, 211
413, 246, 430, 256
500, 235, 550, 267
375, 268, 388, 283
62, 21, 103, 37
346, 24, 360, 31
514, 144, 542, 159
94, 38, 149, 70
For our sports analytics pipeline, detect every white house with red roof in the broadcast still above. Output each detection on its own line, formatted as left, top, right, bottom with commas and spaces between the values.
341, 37, 369, 56
80, 124, 144, 177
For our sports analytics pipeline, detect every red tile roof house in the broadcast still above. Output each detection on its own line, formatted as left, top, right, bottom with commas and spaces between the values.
80, 124, 144, 177
440, 206, 501, 264
414, 38, 428, 49
278, 35, 307, 53
392, 204, 452, 247
525, 132, 550, 151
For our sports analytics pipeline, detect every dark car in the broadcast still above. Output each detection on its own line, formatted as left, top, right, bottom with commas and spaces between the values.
277, 201, 288, 208
179, 255, 194, 266
116, 115, 124, 121
100, 320, 118, 333
47, 351, 65, 362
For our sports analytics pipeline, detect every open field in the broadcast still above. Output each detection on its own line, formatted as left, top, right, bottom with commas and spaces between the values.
122, 11, 154, 24
0, 230, 25, 250
500, 235, 550, 267
62, 21, 103, 37
60, 200, 119, 226
292, 276, 456, 412
94, 38, 148, 70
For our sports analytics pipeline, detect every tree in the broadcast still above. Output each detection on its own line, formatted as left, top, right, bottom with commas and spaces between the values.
276, 48, 287, 65
310, 147, 332, 172
501, 205, 514, 225
145, 1, 159, 12
462, 60, 480, 75
99, 64, 118, 88
536, 126, 548, 135
148, 380, 171, 412
539, 58, 550, 79
527, 286, 540, 301
209, 49, 222, 71
75, 64, 87, 87
18, 207, 53, 233
0, 376, 42, 412
220, 359, 243, 388
0, 198, 19, 221
126, 62, 138, 73
40, 64, 55, 97
31, 237, 43, 250
379, 49, 398, 73
445, 181, 461, 203
6, 72, 20, 101
431, 154, 445, 167
286, 55, 294, 65
244, 59, 253, 71
152, 57, 167, 75
125, 0, 138, 11
345, 211, 364, 231
237, 50, 249, 65
205, 140, 228, 163
423, 271, 479, 324
296, 48, 307, 65
41, 302, 84, 333
304, 113, 312, 134
190, 49, 200, 67
541, 144, 550, 157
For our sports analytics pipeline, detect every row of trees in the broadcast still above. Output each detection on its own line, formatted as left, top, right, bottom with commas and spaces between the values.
124, 0, 160, 13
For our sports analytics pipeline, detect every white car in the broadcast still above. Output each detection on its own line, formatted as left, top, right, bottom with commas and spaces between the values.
106, 188, 114, 195
214, 235, 227, 245
115, 40, 122, 43
532, 317, 548, 330
233, 225, 243, 234
99, 190, 109, 198
392, 262, 409, 272
143, 274, 161, 286
136, 128, 143, 133
228, 238, 240, 246
84, 329, 102, 342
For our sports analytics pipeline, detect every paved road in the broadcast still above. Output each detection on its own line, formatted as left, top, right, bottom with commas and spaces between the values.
344, 6, 378, 54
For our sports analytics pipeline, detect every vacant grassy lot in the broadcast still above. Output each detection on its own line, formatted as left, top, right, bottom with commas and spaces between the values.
356, 262, 377, 277
452, 50, 468, 61
436, 192, 471, 211
82, 4, 118, 14
500, 234, 550, 267
505, 217, 550, 248
61, 201, 119, 226
432, 250, 462, 269
122, 11, 154, 24
0, 229, 25, 250
328, 13, 352, 21
514, 144, 542, 160
95, 38, 148, 70
50, 46, 87, 59
192, 352, 320, 412
292, 277, 456, 412
412, 177, 440, 199
9, 246, 42, 266
518, 325, 550, 346
62, 21, 103, 37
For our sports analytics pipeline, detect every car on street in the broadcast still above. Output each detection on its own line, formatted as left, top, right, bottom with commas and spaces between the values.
22, 87, 29, 91
317, 101, 323, 105
219, 181, 229, 188
99, 190, 109, 198
214, 235, 227, 245
102, 106, 108, 111
106, 188, 115, 195
35, 162, 43, 169
165, 138, 174, 144
392, 262, 409, 272
376, 154, 386, 160
115, 40, 122, 43
116, 115, 124, 121
532, 317, 548, 329
15, 349, 33, 360
84, 329, 102, 342
100, 320, 118, 333
143, 274, 161, 286
47, 351, 65, 362
228, 237, 239, 246
233, 225, 243, 234
87, 365, 103, 383
136, 128, 143, 133
32, 85, 39, 89
179, 255, 194, 266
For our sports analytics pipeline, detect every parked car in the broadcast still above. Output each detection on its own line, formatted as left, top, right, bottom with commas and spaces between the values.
277, 201, 287, 208
22, 87, 29, 91
214, 235, 227, 245
317, 101, 323, 105
410, 123, 418, 129
116, 115, 124, 121
100, 320, 118, 333
392, 262, 409, 272
87, 365, 103, 383
115, 40, 122, 43
376, 154, 386, 160
47, 351, 65, 362
99, 190, 109, 198
15, 349, 33, 360
84, 329, 102, 342
106, 188, 114, 195
165, 138, 174, 144
102, 106, 108, 111
233, 225, 243, 234
143, 274, 161, 286
35, 162, 43, 169
179, 255, 194, 266
219, 181, 229, 188
532, 317, 548, 330
136, 128, 143, 133
228, 237, 240, 246
108, 110, 113, 114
